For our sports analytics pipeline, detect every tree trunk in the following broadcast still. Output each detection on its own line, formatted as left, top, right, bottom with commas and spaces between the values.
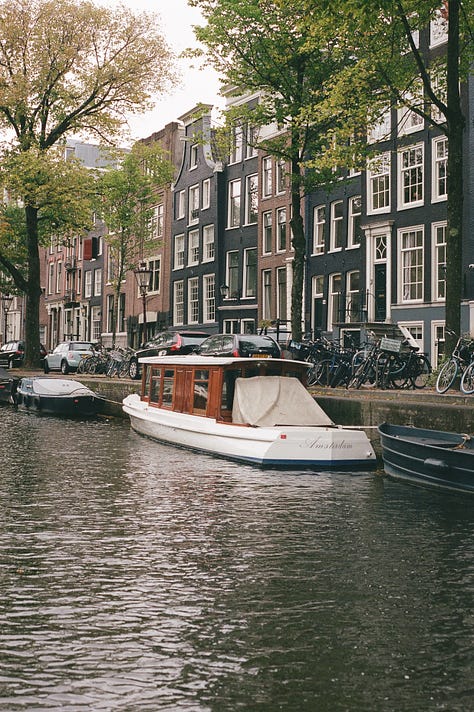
290, 148, 305, 343
23, 204, 43, 368
444, 0, 464, 354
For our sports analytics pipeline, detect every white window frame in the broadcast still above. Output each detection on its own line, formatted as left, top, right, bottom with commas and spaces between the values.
202, 178, 211, 209
245, 125, 258, 158
367, 106, 391, 144
432, 136, 448, 203
173, 281, 184, 326
188, 276, 199, 324
262, 211, 272, 255
432, 222, 446, 302
187, 229, 199, 266
262, 269, 272, 320
398, 226, 424, 303
230, 126, 243, 164
150, 203, 163, 239
276, 207, 287, 252
226, 251, 239, 298
398, 144, 424, 209
262, 156, 272, 198
202, 224, 215, 262
245, 174, 258, 225
148, 258, 161, 294
430, 9, 448, 47
367, 153, 391, 214
328, 273, 342, 331
276, 266, 287, 320
329, 200, 344, 251
243, 248, 257, 298
346, 270, 360, 323
188, 184, 200, 225
276, 158, 286, 194
203, 274, 215, 323
176, 190, 185, 220
312, 205, 325, 255
93, 268, 102, 297
190, 144, 198, 169
348, 196, 361, 249
173, 234, 185, 270
397, 87, 424, 136
84, 270, 92, 298
432, 321, 446, 367
227, 179, 241, 228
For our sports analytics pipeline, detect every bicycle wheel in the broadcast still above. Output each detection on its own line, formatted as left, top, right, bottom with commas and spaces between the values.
106, 359, 117, 377
77, 358, 88, 374
411, 354, 431, 389
460, 361, 474, 394
382, 353, 409, 389
314, 359, 333, 387
435, 358, 458, 393
306, 363, 319, 387
118, 359, 130, 378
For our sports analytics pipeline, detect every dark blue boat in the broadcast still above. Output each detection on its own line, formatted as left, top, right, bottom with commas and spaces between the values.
0, 366, 19, 404
378, 422, 474, 494
16, 377, 99, 417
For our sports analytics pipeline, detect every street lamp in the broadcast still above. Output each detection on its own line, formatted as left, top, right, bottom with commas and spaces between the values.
219, 284, 229, 299
1, 294, 13, 344
134, 262, 152, 346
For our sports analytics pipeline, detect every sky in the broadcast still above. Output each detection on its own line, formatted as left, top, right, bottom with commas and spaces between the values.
101, 0, 225, 141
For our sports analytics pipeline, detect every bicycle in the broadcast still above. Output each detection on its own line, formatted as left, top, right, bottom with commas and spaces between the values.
380, 341, 432, 390
435, 330, 474, 393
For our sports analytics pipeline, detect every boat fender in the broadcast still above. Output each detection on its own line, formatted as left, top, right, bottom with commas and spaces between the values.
424, 457, 449, 473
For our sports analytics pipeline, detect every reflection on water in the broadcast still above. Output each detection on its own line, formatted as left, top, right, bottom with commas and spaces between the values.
1, 407, 474, 711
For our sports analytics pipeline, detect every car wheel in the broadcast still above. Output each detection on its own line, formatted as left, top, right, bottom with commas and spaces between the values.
60, 360, 69, 375
128, 358, 140, 380
43, 360, 50, 374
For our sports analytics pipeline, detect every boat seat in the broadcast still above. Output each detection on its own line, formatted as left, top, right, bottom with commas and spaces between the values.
398, 435, 464, 449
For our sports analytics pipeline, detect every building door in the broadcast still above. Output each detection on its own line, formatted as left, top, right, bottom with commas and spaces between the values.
374, 263, 387, 322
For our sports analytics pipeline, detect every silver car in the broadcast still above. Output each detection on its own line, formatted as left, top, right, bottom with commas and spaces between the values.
43, 341, 95, 374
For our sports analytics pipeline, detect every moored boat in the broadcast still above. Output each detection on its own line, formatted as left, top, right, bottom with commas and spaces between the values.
123, 355, 376, 470
16, 376, 100, 417
378, 422, 474, 493
0, 366, 18, 404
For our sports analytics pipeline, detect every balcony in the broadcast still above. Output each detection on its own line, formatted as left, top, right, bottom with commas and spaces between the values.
63, 290, 79, 309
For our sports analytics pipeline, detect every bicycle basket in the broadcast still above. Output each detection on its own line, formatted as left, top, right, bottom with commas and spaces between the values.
380, 337, 403, 353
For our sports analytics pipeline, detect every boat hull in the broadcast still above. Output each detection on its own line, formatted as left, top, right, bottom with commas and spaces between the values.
124, 394, 376, 470
378, 422, 474, 493
16, 377, 99, 417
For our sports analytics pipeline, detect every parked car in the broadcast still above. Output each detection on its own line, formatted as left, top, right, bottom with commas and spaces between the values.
128, 330, 209, 379
197, 333, 282, 358
43, 341, 95, 374
0, 340, 47, 368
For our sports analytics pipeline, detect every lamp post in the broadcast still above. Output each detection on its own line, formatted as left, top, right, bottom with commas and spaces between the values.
134, 262, 152, 346
1, 294, 13, 345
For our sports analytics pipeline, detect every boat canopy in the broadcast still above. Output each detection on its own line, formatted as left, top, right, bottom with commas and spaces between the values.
232, 376, 334, 427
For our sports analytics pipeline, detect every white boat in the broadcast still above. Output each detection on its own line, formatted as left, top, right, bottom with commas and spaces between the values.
122, 355, 376, 470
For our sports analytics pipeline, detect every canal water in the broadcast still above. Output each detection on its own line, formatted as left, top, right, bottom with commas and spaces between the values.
1, 407, 473, 712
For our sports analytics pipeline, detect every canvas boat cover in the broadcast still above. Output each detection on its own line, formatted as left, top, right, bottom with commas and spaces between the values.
232, 376, 334, 427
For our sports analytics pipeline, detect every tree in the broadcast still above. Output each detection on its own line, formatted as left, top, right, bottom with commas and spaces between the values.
0, 0, 176, 365
311, 0, 474, 352
95, 142, 174, 347
189, 0, 354, 341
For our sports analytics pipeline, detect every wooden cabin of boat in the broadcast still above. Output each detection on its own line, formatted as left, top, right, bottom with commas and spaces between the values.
139, 356, 310, 423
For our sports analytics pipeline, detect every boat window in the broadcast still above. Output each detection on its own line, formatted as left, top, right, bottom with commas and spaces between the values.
222, 369, 241, 410
161, 369, 174, 407
149, 368, 161, 403
143, 366, 153, 399
193, 369, 209, 412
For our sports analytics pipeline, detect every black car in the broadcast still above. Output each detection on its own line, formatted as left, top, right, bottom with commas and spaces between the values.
197, 333, 282, 358
128, 330, 209, 379
0, 340, 47, 368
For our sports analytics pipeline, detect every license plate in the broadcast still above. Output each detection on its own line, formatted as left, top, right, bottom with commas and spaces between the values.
251, 353, 270, 358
